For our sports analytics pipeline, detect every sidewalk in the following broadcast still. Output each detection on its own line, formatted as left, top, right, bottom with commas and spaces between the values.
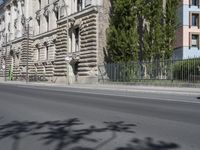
1, 80, 200, 96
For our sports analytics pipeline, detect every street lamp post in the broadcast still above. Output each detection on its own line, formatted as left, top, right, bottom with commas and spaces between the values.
26, 17, 32, 83
4, 33, 7, 82
65, 56, 71, 85
62, 0, 70, 85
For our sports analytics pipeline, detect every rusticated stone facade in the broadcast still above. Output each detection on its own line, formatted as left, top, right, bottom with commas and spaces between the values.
0, 0, 111, 84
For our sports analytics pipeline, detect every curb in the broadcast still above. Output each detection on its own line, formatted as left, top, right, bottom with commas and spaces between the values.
1, 81, 200, 96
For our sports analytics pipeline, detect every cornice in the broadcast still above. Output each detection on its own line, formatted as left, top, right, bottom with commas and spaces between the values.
57, 6, 98, 24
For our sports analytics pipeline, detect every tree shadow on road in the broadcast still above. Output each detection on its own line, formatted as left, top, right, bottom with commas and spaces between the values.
116, 137, 180, 150
0, 120, 38, 150
0, 118, 180, 150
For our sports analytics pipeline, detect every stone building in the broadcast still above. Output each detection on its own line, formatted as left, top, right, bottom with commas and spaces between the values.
0, 0, 110, 83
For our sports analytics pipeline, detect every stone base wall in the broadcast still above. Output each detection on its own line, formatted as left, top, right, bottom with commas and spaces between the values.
77, 76, 98, 84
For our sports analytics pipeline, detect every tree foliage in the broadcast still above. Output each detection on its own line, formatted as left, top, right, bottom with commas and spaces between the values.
107, 0, 180, 63
107, 0, 138, 62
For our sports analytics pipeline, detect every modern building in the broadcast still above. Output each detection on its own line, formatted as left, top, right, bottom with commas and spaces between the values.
0, 0, 110, 83
174, 0, 200, 59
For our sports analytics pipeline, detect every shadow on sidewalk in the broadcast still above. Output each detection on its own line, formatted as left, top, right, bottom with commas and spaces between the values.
0, 118, 180, 150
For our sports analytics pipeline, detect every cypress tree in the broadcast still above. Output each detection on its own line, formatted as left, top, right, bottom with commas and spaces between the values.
163, 0, 180, 59
106, 0, 180, 62
106, 0, 138, 62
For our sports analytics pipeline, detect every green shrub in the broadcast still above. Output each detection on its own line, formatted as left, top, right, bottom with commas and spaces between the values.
173, 58, 200, 81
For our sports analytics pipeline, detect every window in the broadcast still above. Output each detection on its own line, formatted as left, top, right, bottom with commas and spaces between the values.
75, 28, 80, 52
37, 18, 40, 34
192, 14, 199, 26
192, 34, 199, 47
46, 46, 49, 60
77, 0, 82, 12
70, 31, 73, 52
70, 28, 80, 52
55, 10, 59, 20
192, 0, 199, 6
46, 15, 49, 31
53, 3, 59, 20
39, 0, 41, 9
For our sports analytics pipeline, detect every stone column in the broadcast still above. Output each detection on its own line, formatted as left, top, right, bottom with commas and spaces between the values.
24, 0, 33, 29
17, 0, 23, 37
82, 0, 85, 10
72, 30, 75, 52
4, 7, 9, 34
24, 0, 29, 18
10, 2, 15, 40
74, 0, 77, 12
71, 0, 74, 14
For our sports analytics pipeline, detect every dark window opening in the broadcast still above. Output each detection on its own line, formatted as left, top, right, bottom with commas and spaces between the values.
39, 0, 41, 9
77, 0, 82, 12
192, 0, 199, 6
46, 16, 49, 31
192, 34, 199, 47
75, 28, 80, 52
46, 46, 49, 60
192, 14, 199, 26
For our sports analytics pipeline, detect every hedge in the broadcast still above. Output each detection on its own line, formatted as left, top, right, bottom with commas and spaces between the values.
173, 58, 200, 81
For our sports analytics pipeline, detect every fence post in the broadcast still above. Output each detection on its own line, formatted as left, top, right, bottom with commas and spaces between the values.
194, 58, 196, 83
171, 58, 174, 83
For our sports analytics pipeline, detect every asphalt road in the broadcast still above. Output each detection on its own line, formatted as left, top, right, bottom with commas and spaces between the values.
0, 84, 200, 150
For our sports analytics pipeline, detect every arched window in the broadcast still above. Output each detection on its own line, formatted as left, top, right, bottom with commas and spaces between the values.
37, 18, 40, 34
53, 2, 59, 20
44, 8, 49, 31
45, 15, 49, 31
75, 28, 80, 52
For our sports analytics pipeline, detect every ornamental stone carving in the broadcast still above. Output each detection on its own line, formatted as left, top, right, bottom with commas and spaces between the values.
53, 2, 59, 13
35, 43, 42, 49
36, 10, 41, 21
21, 14, 25, 25
43, 7, 49, 17
15, 47, 21, 54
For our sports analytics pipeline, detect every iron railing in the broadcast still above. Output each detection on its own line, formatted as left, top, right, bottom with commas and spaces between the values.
98, 58, 200, 86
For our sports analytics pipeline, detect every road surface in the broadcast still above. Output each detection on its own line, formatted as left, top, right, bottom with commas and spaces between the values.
0, 83, 200, 150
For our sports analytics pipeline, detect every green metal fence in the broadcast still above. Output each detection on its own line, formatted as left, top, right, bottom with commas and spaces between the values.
98, 58, 200, 87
